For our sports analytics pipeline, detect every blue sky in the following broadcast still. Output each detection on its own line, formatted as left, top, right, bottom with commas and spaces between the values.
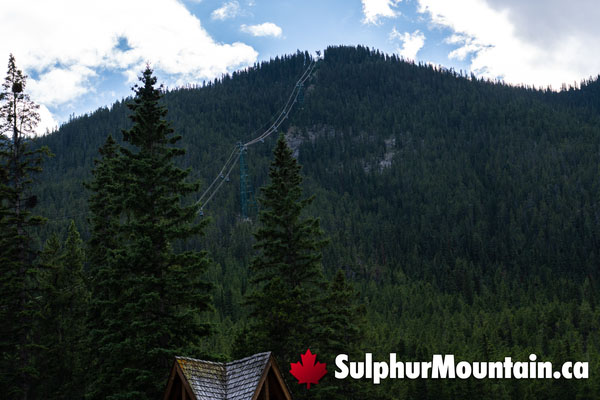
2, 0, 600, 133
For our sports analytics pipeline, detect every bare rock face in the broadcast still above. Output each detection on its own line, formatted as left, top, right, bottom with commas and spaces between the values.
285, 125, 397, 173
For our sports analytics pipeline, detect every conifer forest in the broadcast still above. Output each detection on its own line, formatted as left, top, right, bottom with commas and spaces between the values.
2, 46, 600, 399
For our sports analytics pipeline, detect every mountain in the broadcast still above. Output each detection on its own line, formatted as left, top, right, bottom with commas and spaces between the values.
34, 45, 600, 398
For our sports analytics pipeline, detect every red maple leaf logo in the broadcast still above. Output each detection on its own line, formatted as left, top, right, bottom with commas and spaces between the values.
289, 349, 327, 389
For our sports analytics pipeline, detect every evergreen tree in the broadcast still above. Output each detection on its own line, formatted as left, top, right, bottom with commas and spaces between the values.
85, 134, 120, 272
313, 269, 367, 400
0, 53, 50, 400
85, 135, 122, 398
35, 222, 88, 399
87, 67, 212, 400
238, 134, 328, 378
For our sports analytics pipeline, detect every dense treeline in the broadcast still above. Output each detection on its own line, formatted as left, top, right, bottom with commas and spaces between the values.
6, 45, 600, 398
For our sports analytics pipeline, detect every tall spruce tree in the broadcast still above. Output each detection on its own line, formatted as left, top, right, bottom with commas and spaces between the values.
313, 269, 367, 400
0, 54, 50, 400
87, 67, 212, 400
35, 222, 88, 399
85, 134, 120, 272
238, 134, 328, 379
85, 134, 122, 398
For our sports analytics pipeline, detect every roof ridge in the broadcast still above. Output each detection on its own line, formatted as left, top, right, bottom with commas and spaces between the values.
176, 355, 225, 367
175, 351, 271, 366
224, 351, 271, 367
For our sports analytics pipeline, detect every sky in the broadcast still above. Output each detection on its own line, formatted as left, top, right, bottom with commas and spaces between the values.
1, 0, 599, 134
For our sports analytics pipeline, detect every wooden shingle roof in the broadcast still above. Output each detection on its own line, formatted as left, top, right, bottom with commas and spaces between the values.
164, 352, 292, 400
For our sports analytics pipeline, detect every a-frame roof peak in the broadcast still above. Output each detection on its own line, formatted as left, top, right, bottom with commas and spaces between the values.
173, 352, 274, 400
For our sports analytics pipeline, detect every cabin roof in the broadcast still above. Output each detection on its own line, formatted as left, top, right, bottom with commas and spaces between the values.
175, 352, 272, 400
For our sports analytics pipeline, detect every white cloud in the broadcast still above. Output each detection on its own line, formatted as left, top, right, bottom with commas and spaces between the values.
211, 1, 242, 20
0, 0, 257, 132
417, 0, 600, 89
390, 28, 425, 60
37, 105, 59, 135
444, 34, 483, 61
361, 0, 401, 25
240, 23, 283, 38
28, 65, 97, 107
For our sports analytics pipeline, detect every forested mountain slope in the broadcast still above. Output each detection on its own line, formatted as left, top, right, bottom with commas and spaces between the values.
35, 45, 600, 398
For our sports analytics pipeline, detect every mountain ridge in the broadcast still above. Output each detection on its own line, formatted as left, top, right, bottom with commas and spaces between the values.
31, 45, 600, 397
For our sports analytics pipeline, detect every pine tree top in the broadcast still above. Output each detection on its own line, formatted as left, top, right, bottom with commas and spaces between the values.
0, 53, 40, 137
122, 66, 177, 150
